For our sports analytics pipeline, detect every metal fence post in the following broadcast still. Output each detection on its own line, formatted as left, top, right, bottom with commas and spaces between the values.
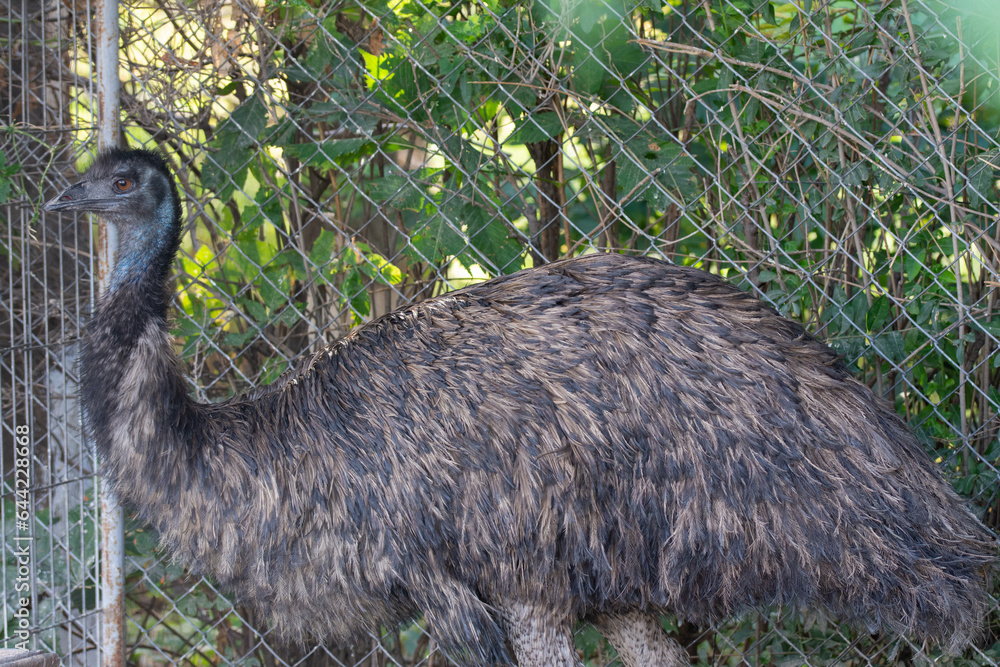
94, 0, 124, 664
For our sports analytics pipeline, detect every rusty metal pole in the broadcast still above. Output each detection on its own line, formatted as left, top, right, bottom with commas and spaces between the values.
95, 0, 125, 663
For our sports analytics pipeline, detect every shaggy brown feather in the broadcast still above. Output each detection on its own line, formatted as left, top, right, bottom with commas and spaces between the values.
50, 149, 995, 666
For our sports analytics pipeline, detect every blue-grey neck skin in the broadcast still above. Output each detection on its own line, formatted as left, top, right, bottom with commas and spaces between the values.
107, 192, 178, 292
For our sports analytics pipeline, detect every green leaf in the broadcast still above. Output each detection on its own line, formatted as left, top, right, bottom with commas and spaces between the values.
231, 226, 265, 279
904, 248, 926, 280
760, 0, 775, 25
215, 81, 241, 96
966, 151, 998, 208
969, 317, 1000, 340
310, 228, 341, 266
239, 298, 268, 325
368, 175, 428, 210
340, 267, 371, 320
843, 162, 871, 187
757, 269, 777, 283
299, 100, 350, 124
125, 525, 159, 558
275, 304, 304, 327
282, 139, 371, 170
460, 73, 473, 106
0, 151, 19, 204
262, 119, 297, 147
380, 58, 430, 121
573, 55, 606, 94
259, 266, 291, 310
788, 12, 801, 34
224, 95, 269, 149
261, 358, 290, 384
204, 99, 268, 199
408, 207, 467, 264
223, 329, 257, 347
201, 148, 251, 201
460, 203, 524, 274
616, 140, 696, 208
304, 30, 338, 78
503, 75, 536, 115
507, 113, 565, 144
357, 252, 403, 285
274, 247, 306, 280
574, 625, 607, 658
866, 295, 891, 331
872, 331, 905, 363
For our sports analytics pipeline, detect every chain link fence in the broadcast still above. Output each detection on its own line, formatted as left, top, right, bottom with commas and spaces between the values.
4, 0, 1000, 663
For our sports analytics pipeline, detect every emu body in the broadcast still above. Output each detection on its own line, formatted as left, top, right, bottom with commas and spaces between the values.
47, 149, 995, 666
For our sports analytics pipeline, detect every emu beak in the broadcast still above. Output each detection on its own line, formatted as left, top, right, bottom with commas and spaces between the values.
43, 182, 115, 213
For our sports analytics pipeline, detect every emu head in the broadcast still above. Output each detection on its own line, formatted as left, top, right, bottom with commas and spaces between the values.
44, 148, 179, 224
44, 148, 182, 287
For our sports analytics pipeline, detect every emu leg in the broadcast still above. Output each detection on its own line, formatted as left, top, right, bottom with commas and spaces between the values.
497, 603, 582, 667
591, 612, 688, 667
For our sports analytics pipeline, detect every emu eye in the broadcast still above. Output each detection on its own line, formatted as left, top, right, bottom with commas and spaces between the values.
113, 178, 134, 192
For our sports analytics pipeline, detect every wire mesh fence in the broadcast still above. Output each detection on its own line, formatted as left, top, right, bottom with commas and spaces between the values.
1, 0, 103, 662
3, 0, 1000, 664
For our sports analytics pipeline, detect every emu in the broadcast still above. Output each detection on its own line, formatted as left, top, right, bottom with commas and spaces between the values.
46, 148, 994, 666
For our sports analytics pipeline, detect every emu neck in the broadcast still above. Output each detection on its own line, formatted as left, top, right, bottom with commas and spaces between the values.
106, 194, 179, 296
81, 218, 192, 478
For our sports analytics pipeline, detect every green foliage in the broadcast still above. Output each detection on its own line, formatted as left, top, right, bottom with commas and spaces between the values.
0, 149, 20, 205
